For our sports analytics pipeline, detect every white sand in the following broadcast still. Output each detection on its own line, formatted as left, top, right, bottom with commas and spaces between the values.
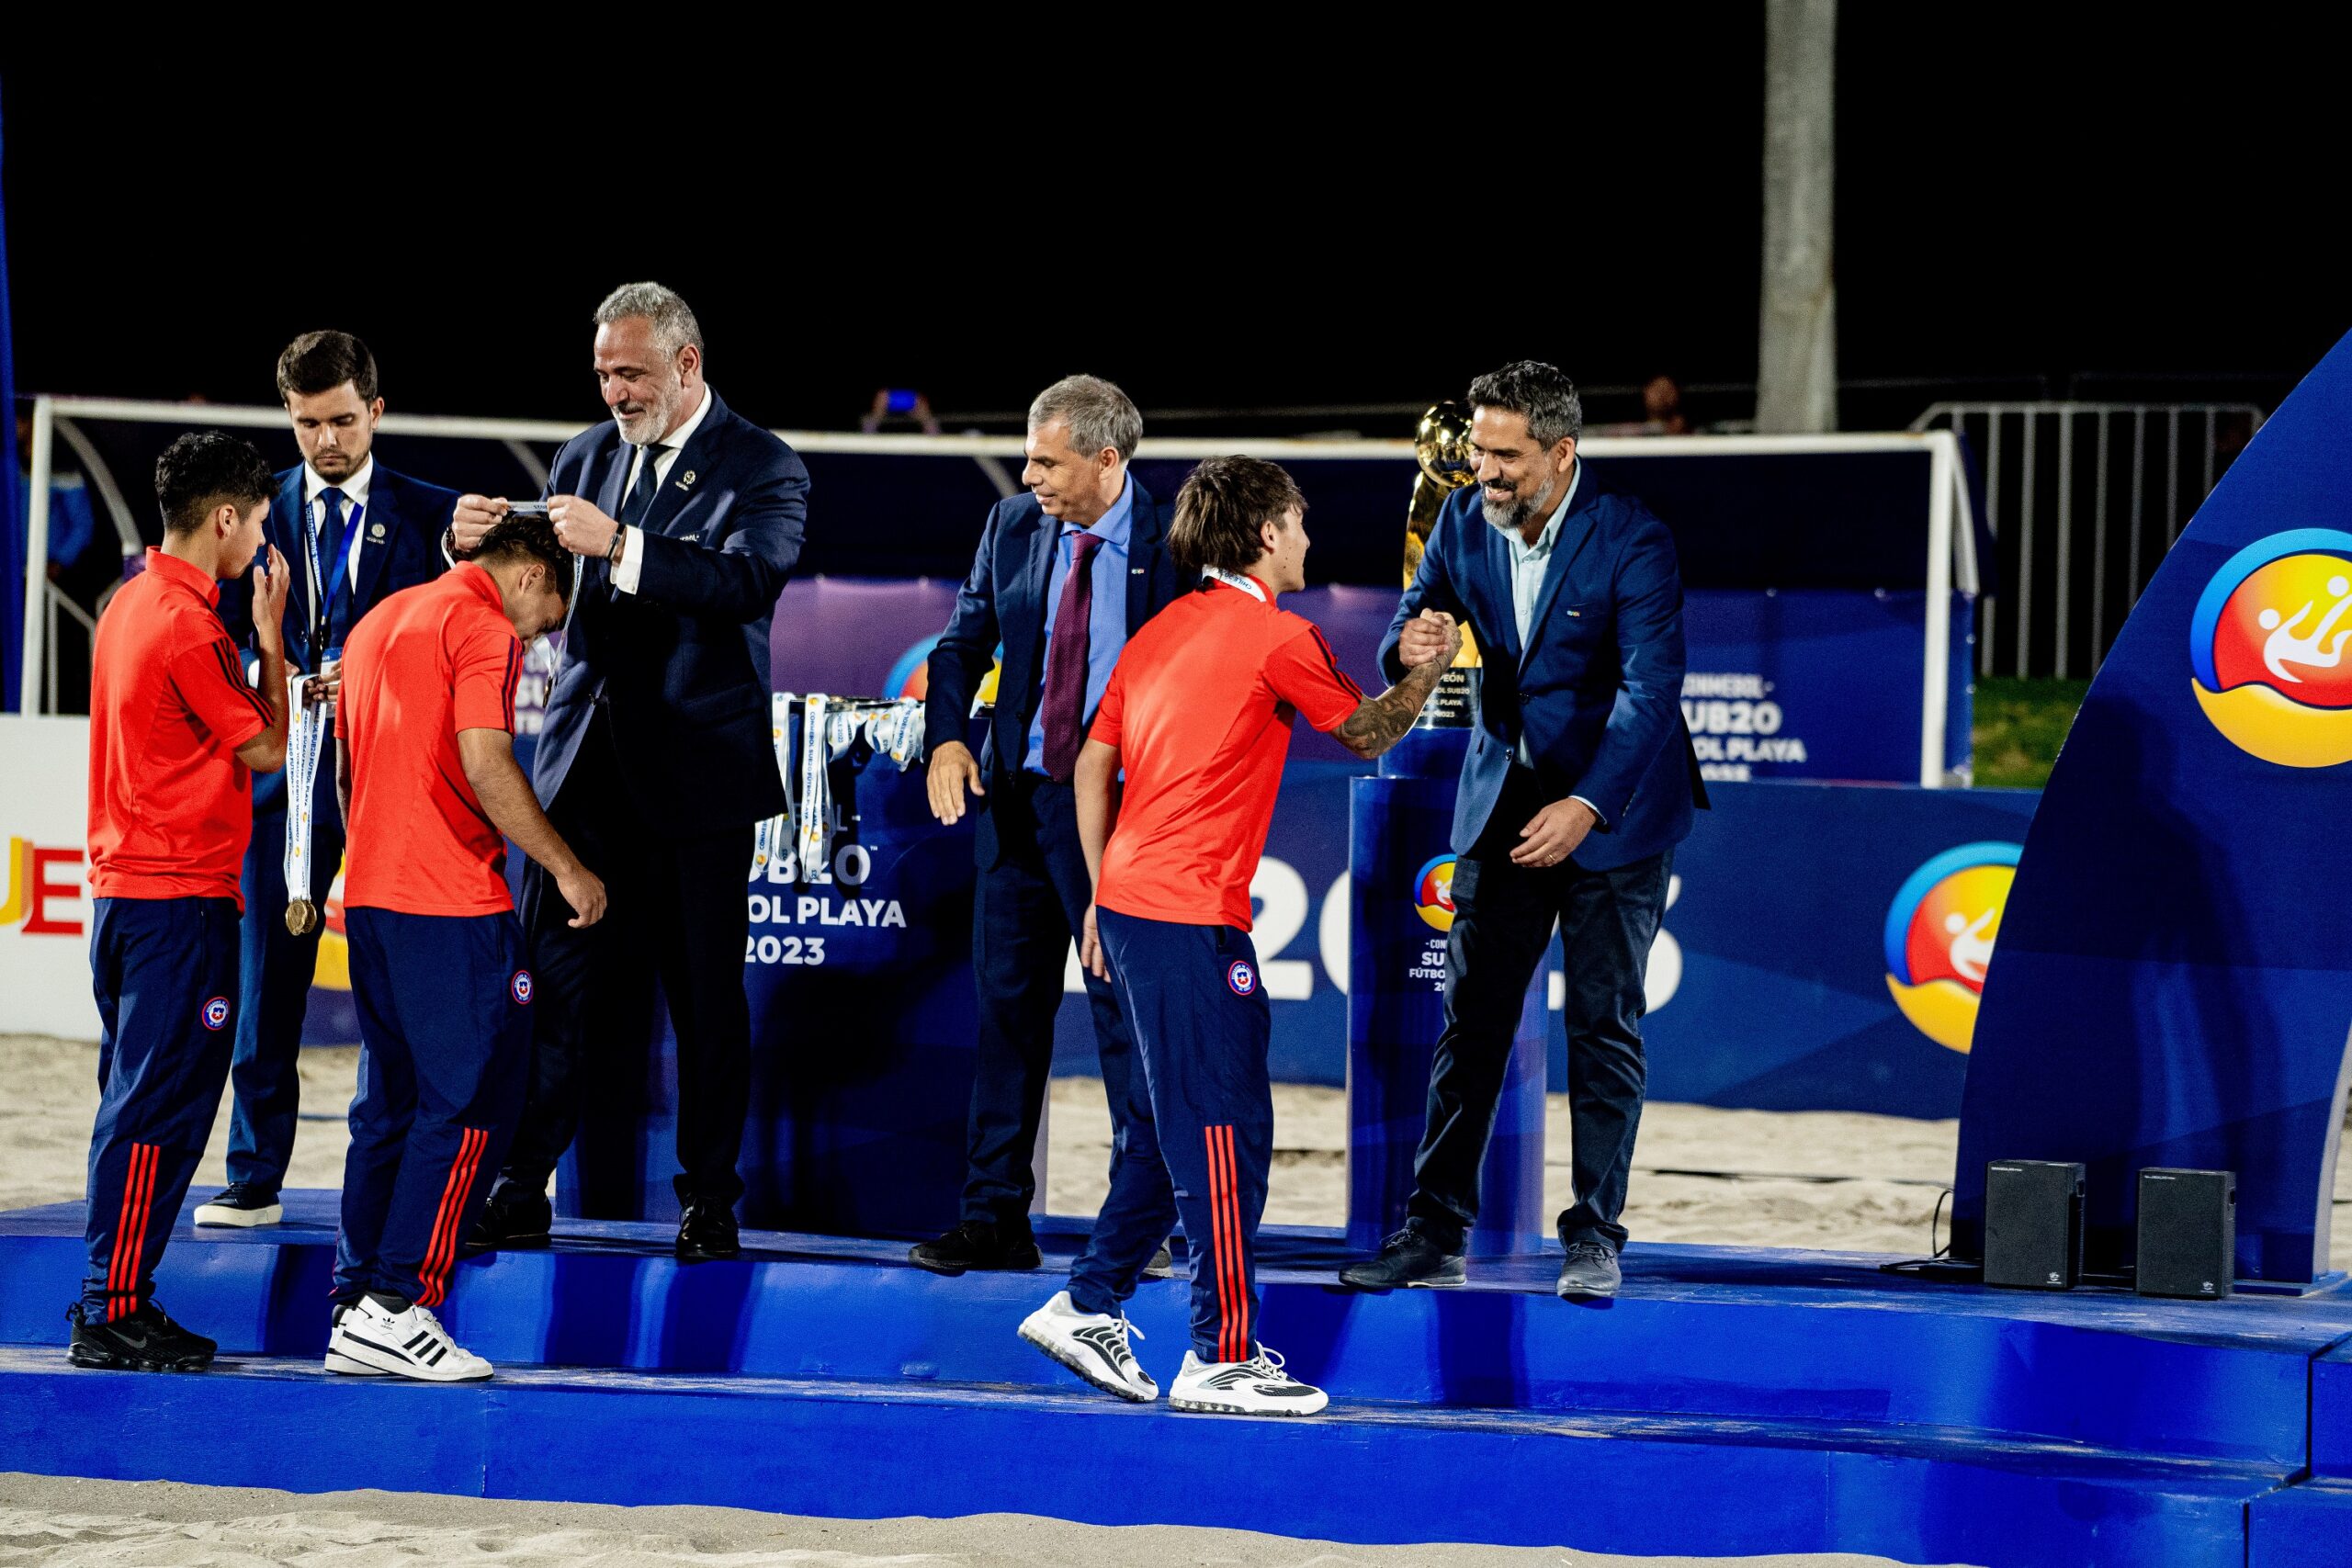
0, 1473, 1960, 1567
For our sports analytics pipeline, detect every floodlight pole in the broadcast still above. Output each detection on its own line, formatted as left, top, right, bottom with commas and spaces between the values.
1758, 0, 1838, 434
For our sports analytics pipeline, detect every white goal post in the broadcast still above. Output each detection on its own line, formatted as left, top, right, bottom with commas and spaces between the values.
17, 395, 1976, 785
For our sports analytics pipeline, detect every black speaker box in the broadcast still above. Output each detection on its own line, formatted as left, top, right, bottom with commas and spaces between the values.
1983, 1159, 2085, 1290
2135, 1168, 2235, 1300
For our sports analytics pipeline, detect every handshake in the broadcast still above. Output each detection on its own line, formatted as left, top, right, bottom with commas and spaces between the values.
1397, 610, 1464, 671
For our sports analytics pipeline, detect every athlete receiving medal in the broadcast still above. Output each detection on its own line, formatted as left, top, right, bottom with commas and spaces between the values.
324, 511, 602, 1381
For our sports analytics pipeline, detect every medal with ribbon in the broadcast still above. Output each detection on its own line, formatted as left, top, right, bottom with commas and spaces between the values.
281, 667, 329, 936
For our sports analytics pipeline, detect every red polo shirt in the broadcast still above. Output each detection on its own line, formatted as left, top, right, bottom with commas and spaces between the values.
336, 564, 523, 917
87, 548, 275, 905
1091, 577, 1363, 930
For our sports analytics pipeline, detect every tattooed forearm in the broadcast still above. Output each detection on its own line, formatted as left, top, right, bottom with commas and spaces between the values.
1335, 648, 1454, 761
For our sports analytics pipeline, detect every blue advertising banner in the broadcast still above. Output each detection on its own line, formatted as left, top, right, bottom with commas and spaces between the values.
1957, 333, 2352, 1283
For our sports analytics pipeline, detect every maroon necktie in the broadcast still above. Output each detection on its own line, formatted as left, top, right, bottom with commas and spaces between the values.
1039, 532, 1104, 781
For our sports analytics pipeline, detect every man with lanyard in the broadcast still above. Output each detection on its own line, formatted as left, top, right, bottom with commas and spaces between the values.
71, 433, 290, 1371
324, 513, 604, 1380
1018, 457, 1456, 1416
198, 333, 458, 1230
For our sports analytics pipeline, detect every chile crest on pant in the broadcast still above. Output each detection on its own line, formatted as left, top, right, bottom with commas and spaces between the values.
1227, 959, 1257, 997
511, 969, 534, 1005
200, 996, 232, 1032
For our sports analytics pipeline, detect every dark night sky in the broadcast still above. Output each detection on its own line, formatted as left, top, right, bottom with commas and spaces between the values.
5, 20, 2344, 434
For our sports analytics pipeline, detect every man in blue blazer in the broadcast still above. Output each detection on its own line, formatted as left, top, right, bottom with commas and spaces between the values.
912, 375, 1184, 1275
1342, 360, 1705, 1300
195, 333, 458, 1229
459, 283, 809, 1263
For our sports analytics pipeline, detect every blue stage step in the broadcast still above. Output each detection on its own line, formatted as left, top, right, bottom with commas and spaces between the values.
4, 1191, 2350, 1565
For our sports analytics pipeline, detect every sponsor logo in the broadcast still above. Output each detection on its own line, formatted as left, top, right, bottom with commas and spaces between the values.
1, 836, 84, 936
1883, 842, 2021, 1054
2189, 528, 2352, 767
201, 996, 232, 1032
511, 969, 534, 1005
1411, 854, 1458, 932
1227, 959, 1257, 996
887, 634, 1004, 707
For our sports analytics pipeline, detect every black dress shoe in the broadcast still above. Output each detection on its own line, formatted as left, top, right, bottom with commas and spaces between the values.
1555, 1239, 1623, 1299
909, 1220, 1042, 1276
67, 1300, 216, 1372
465, 1186, 552, 1254
677, 1200, 741, 1263
1339, 1226, 1467, 1290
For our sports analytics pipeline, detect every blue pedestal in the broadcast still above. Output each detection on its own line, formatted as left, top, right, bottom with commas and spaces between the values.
560, 705, 979, 1238
1348, 723, 1546, 1257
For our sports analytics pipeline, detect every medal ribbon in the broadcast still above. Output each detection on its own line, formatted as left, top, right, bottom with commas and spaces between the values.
1202, 565, 1269, 602
281, 670, 329, 917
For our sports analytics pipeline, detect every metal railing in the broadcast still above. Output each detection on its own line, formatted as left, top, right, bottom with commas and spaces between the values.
1909, 401, 2266, 679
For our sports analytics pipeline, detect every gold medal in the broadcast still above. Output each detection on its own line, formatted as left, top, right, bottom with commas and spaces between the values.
285, 899, 319, 937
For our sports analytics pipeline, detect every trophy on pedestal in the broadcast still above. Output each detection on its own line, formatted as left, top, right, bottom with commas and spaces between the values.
1405, 401, 1482, 728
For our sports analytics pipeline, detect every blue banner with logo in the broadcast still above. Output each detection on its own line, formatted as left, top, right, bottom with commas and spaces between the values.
1957, 333, 2352, 1283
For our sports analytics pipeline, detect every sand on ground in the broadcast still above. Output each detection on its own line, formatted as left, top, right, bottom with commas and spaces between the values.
0, 1473, 1969, 1568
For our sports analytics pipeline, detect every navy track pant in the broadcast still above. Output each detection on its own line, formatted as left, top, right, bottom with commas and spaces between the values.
1069, 907, 1272, 1363
336, 907, 530, 1306
81, 896, 241, 1320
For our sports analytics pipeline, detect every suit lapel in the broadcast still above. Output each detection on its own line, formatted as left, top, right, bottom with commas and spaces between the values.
352, 468, 398, 613
1518, 463, 1602, 676
594, 430, 633, 519
274, 470, 312, 647
636, 390, 727, 539
1125, 479, 1160, 633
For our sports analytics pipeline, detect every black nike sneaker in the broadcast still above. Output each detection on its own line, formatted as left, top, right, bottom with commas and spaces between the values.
67, 1301, 217, 1372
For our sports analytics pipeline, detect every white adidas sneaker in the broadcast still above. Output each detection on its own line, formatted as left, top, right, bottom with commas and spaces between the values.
325, 1294, 492, 1382
1169, 1348, 1329, 1416
1017, 1290, 1158, 1402
322, 1303, 385, 1376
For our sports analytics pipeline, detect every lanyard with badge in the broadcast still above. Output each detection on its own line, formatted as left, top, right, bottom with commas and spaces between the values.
284, 493, 359, 938
1202, 565, 1268, 603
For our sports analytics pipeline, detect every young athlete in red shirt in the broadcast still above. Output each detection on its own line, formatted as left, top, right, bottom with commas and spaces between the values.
1018, 457, 1458, 1416
323, 513, 603, 1381
71, 433, 291, 1372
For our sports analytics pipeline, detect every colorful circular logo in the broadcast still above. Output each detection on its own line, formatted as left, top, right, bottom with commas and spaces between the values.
511, 969, 535, 1005
1227, 960, 1257, 996
1412, 854, 1458, 932
2189, 528, 2352, 768
1883, 842, 2020, 1055
201, 996, 231, 1032
882, 636, 939, 703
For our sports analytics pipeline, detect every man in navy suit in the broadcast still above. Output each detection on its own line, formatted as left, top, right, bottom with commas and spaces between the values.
1341, 360, 1705, 1300
460, 282, 808, 1263
195, 333, 458, 1229
911, 375, 1185, 1274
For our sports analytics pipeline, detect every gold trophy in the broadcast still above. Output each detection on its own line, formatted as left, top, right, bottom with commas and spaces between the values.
1405, 402, 1483, 727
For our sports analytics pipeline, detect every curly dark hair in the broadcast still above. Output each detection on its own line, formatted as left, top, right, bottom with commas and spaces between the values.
154, 431, 276, 536
1466, 360, 1583, 448
1168, 456, 1307, 574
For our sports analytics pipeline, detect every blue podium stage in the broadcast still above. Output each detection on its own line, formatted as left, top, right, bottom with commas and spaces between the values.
3, 1192, 2351, 1564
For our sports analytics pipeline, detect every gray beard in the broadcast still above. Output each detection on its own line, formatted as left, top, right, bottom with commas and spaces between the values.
1480, 472, 1558, 536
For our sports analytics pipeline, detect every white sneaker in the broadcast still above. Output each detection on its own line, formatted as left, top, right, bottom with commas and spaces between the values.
1017, 1290, 1158, 1402
322, 1304, 386, 1376
1170, 1348, 1329, 1416
325, 1295, 492, 1382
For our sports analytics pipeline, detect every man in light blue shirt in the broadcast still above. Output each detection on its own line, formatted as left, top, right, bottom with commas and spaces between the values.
916, 377, 1186, 1276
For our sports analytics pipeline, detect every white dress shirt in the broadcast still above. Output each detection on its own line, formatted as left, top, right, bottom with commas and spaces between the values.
610, 385, 715, 595
1491, 459, 1603, 824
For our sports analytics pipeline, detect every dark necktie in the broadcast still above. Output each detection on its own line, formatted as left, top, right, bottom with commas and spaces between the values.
1039, 531, 1103, 781
315, 487, 348, 647
622, 446, 664, 528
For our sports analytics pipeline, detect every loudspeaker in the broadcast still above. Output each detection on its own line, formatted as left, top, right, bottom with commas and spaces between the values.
1983, 1159, 2085, 1290
2135, 1168, 2235, 1300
